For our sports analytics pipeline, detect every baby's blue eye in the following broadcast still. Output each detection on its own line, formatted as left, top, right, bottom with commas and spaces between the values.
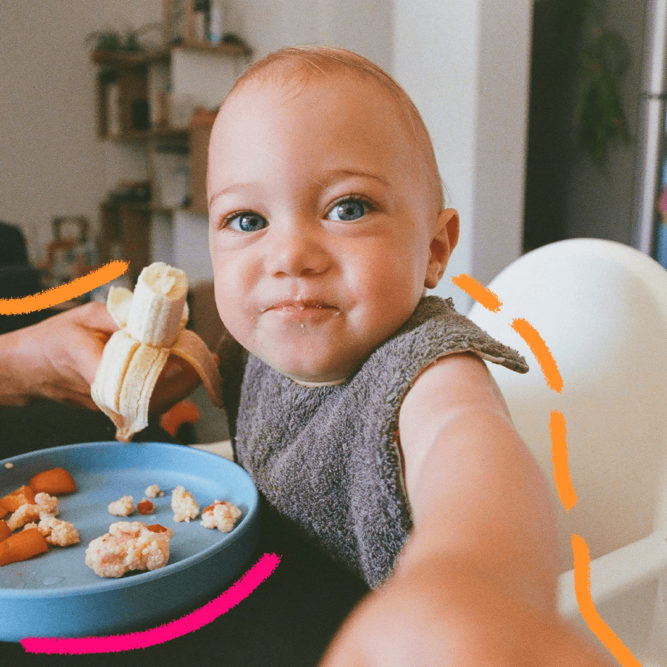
326, 198, 368, 222
227, 213, 267, 232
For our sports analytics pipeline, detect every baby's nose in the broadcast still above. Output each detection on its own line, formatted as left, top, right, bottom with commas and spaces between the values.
265, 221, 330, 277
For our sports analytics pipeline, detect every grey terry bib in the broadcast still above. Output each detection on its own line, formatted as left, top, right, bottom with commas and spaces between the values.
229, 296, 528, 588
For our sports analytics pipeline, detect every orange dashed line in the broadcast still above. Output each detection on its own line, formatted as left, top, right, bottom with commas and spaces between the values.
459, 278, 628, 662
511, 317, 563, 392
0, 261, 129, 315
571, 535, 642, 666
451, 274, 503, 312
549, 411, 577, 512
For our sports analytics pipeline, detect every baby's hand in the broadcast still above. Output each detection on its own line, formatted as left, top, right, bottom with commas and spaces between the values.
320, 557, 614, 666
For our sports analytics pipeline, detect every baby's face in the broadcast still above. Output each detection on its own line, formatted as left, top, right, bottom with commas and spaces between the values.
208, 72, 450, 383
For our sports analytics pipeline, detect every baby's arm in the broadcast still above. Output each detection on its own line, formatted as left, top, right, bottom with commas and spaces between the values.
322, 353, 613, 665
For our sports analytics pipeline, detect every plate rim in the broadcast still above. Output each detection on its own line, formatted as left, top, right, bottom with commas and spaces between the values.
0, 440, 259, 600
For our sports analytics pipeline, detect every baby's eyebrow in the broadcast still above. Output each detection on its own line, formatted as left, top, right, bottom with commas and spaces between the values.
316, 168, 390, 188
208, 169, 389, 208
208, 182, 259, 209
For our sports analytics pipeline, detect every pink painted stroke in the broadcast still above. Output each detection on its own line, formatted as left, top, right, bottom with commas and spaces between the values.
21, 552, 281, 655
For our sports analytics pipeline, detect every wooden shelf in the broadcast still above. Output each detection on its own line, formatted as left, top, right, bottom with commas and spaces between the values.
176, 40, 252, 56
101, 201, 207, 217
91, 41, 251, 67
93, 21, 244, 277
107, 126, 190, 141
101, 201, 173, 214
92, 49, 171, 67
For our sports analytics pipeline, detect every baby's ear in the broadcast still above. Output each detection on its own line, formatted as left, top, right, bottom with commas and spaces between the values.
424, 208, 459, 288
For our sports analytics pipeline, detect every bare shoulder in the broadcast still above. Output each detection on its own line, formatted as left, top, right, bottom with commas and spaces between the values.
397, 352, 559, 606
398, 352, 513, 499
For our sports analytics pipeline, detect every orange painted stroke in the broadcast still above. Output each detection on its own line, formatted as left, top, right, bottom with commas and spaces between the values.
571, 534, 642, 666
549, 410, 577, 512
511, 317, 563, 392
0, 261, 128, 315
451, 274, 503, 312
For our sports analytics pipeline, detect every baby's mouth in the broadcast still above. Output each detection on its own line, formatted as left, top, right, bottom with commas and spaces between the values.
260, 299, 338, 313
259, 299, 342, 321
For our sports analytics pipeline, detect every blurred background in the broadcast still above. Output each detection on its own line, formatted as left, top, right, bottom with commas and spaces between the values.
0, 0, 662, 443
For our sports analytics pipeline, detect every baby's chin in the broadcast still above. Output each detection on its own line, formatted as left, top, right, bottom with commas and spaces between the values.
257, 351, 355, 386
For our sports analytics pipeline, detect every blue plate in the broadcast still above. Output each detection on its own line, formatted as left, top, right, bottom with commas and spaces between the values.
0, 441, 259, 641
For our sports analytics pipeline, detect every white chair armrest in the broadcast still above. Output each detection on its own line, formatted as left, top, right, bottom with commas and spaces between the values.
558, 530, 667, 619
190, 440, 234, 460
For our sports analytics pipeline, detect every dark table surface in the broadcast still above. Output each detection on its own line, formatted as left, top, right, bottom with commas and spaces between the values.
0, 401, 367, 667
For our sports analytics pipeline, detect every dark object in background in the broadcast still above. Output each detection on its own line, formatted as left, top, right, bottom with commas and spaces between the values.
131, 98, 150, 130
0, 221, 44, 334
0, 400, 177, 457
0, 221, 29, 266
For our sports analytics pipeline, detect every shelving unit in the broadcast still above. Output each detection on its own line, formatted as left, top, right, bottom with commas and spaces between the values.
92, 39, 250, 282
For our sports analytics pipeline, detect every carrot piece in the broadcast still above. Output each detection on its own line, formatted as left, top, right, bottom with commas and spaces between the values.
29, 467, 76, 495
0, 528, 48, 566
1, 485, 35, 511
0, 499, 8, 519
0, 520, 10, 542
137, 499, 155, 515
146, 524, 168, 533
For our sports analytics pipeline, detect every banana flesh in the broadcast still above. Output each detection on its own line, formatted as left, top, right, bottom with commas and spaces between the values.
92, 262, 222, 442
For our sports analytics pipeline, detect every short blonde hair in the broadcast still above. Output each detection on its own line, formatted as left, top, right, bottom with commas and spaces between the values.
223, 45, 445, 212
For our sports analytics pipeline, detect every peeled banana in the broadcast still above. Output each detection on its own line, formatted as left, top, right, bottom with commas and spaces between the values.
92, 262, 222, 442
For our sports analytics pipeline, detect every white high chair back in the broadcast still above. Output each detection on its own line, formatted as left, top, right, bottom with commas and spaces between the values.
467, 238, 666, 664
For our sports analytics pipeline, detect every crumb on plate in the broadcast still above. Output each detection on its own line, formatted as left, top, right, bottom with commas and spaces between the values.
84, 521, 173, 578
35, 515, 80, 547
34, 492, 59, 515
6, 491, 60, 531
108, 495, 135, 516
201, 500, 242, 533
171, 486, 199, 522
145, 484, 164, 498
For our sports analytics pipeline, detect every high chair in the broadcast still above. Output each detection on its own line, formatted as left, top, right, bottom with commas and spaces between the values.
467, 238, 667, 665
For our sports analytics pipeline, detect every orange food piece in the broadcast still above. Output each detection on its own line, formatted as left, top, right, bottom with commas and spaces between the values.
146, 524, 168, 533
160, 399, 200, 437
137, 499, 155, 515
0, 527, 48, 566
0, 520, 10, 542
1, 485, 35, 512
29, 467, 76, 495
0, 499, 8, 519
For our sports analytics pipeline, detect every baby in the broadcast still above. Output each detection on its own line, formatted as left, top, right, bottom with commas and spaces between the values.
206, 47, 611, 664
0, 44, 610, 664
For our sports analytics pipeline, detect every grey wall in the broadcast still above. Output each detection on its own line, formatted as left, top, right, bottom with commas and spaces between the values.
524, 0, 646, 251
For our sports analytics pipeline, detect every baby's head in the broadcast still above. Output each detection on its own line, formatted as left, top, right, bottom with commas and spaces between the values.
208, 45, 459, 384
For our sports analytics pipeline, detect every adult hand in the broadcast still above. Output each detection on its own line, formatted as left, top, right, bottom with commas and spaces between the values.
0, 303, 202, 412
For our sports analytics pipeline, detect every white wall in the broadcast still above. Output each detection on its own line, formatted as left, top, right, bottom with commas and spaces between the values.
0, 1, 160, 263
394, 0, 533, 310
226, 0, 392, 71
1, 1, 531, 300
